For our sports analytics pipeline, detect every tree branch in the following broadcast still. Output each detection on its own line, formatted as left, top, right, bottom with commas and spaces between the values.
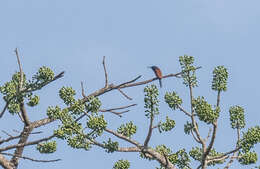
0, 154, 14, 169
104, 128, 141, 147
202, 90, 221, 168
102, 56, 109, 88
144, 114, 154, 147
117, 88, 132, 100
1, 152, 61, 163
0, 134, 55, 152
178, 105, 191, 117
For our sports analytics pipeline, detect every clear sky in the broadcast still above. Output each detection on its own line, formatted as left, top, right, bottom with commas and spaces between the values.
0, 0, 259, 169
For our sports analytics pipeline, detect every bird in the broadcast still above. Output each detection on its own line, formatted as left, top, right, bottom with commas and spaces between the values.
148, 66, 163, 88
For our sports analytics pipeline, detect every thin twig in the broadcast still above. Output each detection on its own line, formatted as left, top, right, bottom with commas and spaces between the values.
100, 109, 129, 117
0, 134, 55, 152
102, 56, 109, 88
178, 105, 191, 117
81, 82, 86, 98
208, 147, 241, 161
205, 128, 212, 142
0, 152, 61, 163
117, 88, 132, 100
0, 103, 8, 118
104, 128, 142, 147
15, 48, 23, 91
1, 130, 13, 137
100, 104, 137, 112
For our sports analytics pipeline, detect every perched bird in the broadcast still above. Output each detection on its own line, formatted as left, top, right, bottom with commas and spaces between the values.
148, 66, 163, 88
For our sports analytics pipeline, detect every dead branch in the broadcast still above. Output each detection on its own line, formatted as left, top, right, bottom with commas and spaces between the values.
0, 152, 61, 163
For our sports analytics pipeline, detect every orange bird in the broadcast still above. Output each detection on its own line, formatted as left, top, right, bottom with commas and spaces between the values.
149, 66, 163, 88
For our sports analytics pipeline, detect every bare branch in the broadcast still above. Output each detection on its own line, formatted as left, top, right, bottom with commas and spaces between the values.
191, 130, 200, 144
1, 130, 13, 138
81, 82, 86, 98
208, 147, 241, 161
20, 102, 30, 126
202, 90, 221, 168
31, 118, 54, 129
102, 56, 109, 88
178, 105, 191, 117
188, 80, 204, 145
100, 104, 137, 112
223, 128, 241, 169
0, 103, 8, 118
144, 114, 154, 147
0, 152, 61, 163
0, 154, 14, 169
100, 109, 129, 117
205, 128, 212, 142
104, 128, 141, 147
14, 48, 23, 91
9, 126, 33, 167
0, 134, 55, 152
117, 88, 132, 100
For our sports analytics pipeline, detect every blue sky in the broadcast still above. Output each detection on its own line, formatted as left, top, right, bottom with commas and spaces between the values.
0, 0, 259, 168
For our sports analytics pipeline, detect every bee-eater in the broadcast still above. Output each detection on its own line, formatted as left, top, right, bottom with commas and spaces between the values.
149, 66, 162, 88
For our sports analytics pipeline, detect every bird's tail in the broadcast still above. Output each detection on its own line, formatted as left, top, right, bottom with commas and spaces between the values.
159, 79, 162, 88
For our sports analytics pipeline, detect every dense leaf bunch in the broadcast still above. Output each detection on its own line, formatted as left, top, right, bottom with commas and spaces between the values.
192, 97, 220, 124
179, 55, 198, 87
229, 105, 245, 129
211, 66, 228, 91
113, 160, 130, 169
144, 84, 159, 117
37, 141, 57, 154
117, 121, 137, 138
164, 92, 182, 110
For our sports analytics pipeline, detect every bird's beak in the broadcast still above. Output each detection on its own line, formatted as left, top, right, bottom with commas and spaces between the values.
147, 66, 152, 69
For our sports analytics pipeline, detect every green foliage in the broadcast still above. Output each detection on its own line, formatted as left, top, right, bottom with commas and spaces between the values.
193, 97, 220, 124
0, 67, 56, 115
239, 151, 258, 165
67, 134, 91, 150
144, 85, 159, 118
179, 55, 198, 87
117, 121, 137, 138
241, 126, 260, 153
59, 87, 76, 105
85, 96, 102, 113
189, 147, 202, 162
36, 141, 57, 154
86, 115, 107, 137
33, 66, 54, 82
155, 145, 190, 169
54, 122, 83, 139
113, 159, 130, 169
184, 121, 194, 135
69, 99, 85, 115
159, 116, 175, 132
189, 147, 225, 166
229, 105, 245, 129
208, 149, 225, 165
103, 138, 119, 153
47, 106, 65, 120
173, 149, 190, 169
156, 144, 172, 155
164, 92, 182, 110
27, 95, 40, 107
0, 72, 28, 114
211, 66, 228, 91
